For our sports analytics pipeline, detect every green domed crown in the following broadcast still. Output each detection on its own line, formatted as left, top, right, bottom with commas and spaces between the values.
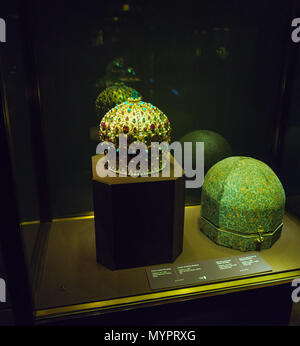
200, 156, 286, 251
179, 130, 232, 174
179, 130, 232, 204
95, 82, 141, 117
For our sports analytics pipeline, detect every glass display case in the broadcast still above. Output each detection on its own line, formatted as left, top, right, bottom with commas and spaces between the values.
1, 0, 300, 325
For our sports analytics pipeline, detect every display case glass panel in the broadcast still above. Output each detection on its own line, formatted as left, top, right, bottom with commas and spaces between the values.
1, 0, 300, 324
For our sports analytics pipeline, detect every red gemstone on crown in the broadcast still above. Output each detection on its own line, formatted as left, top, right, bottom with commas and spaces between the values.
150, 124, 155, 130
123, 125, 129, 133
101, 122, 106, 128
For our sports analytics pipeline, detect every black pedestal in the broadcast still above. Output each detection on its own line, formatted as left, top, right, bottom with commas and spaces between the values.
92, 154, 185, 270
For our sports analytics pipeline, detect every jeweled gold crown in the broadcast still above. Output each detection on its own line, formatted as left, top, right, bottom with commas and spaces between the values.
99, 92, 171, 149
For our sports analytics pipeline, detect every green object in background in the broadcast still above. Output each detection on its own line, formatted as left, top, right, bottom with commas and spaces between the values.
179, 130, 232, 204
95, 82, 141, 117
200, 156, 286, 251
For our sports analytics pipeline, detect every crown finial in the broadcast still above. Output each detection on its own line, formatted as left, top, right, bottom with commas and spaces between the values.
128, 90, 141, 102
132, 90, 138, 99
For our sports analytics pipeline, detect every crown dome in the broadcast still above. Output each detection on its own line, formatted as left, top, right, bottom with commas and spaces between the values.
200, 156, 286, 251
99, 93, 171, 149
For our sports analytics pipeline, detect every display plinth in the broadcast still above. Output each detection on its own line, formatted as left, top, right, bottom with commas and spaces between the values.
92, 154, 185, 269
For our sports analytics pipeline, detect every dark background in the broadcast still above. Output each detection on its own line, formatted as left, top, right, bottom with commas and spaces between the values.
1, 0, 299, 220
